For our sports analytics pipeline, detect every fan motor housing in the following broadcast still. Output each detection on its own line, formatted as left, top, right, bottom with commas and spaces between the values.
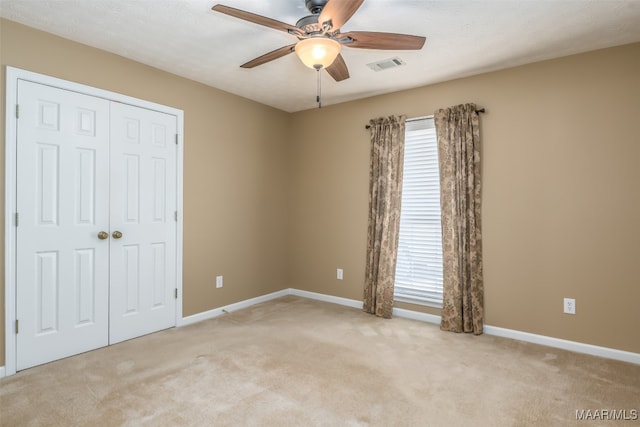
296, 15, 321, 35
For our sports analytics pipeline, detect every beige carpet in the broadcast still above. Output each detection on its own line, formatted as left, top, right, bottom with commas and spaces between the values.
1, 296, 638, 426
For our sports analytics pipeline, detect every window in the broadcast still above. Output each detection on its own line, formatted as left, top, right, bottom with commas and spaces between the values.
394, 117, 444, 307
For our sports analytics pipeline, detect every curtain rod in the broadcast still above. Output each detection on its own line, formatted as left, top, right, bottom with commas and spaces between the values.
365, 108, 485, 129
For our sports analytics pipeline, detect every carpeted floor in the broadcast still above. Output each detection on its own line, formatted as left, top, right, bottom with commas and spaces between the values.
1, 296, 639, 426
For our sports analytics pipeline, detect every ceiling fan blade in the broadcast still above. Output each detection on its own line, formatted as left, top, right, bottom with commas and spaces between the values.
325, 54, 350, 82
240, 44, 297, 68
339, 31, 426, 50
212, 4, 302, 36
318, 0, 364, 32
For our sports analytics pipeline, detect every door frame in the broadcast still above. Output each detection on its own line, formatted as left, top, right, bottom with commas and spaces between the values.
4, 66, 184, 376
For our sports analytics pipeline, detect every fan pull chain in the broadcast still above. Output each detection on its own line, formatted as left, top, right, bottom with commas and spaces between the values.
315, 64, 322, 109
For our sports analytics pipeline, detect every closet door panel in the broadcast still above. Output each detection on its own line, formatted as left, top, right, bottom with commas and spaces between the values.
15, 80, 110, 370
109, 102, 177, 344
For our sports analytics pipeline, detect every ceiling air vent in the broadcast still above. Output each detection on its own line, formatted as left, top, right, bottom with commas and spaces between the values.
366, 57, 406, 72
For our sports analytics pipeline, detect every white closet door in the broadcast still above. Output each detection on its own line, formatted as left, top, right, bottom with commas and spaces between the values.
108, 102, 177, 344
15, 80, 110, 370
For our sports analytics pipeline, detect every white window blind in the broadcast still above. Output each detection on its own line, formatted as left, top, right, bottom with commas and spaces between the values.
394, 117, 444, 307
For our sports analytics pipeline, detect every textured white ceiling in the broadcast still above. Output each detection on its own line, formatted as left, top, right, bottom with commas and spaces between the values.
1, 0, 639, 112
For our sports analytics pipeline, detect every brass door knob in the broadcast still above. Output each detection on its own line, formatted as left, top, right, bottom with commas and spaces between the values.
112, 231, 123, 239
98, 231, 109, 240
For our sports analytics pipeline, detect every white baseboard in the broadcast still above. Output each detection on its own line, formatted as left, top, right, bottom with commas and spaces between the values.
281, 290, 640, 365
393, 307, 441, 325
179, 289, 289, 326
289, 289, 363, 309
3, 288, 637, 377
483, 325, 640, 365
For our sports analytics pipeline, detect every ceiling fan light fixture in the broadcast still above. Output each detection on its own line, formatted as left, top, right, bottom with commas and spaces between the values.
295, 37, 341, 69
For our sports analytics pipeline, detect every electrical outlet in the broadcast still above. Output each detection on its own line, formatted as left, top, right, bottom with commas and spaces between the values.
216, 276, 223, 288
337, 268, 343, 280
563, 298, 575, 315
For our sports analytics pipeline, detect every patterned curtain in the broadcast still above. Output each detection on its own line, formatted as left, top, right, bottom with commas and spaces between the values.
363, 115, 406, 319
434, 104, 484, 334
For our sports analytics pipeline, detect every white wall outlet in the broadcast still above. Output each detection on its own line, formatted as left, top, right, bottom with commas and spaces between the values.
216, 276, 223, 288
337, 268, 343, 280
563, 298, 575, 314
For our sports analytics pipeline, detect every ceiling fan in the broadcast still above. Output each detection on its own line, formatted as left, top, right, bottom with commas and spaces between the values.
211, 0, 426, 82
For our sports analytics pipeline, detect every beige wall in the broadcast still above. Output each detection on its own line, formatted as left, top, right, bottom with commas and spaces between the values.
289, 42, 640, 354
0, 19, 291, 365
2, 18, 639, 368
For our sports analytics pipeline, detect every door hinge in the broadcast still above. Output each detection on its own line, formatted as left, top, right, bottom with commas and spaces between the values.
15, 212, 19, 226
15, 319, 19, 334
175, 288, 178, 299
175, 134, 179, 145
175, 211, 178, 222
16, 104, 19, 119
